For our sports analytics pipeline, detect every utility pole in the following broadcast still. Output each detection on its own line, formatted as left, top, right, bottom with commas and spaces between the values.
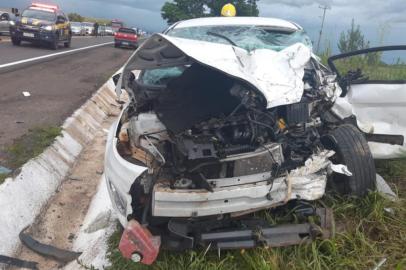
316, 4, 330, 53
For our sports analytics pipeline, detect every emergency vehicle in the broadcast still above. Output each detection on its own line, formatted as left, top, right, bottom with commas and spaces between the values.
9, 3, 71, 50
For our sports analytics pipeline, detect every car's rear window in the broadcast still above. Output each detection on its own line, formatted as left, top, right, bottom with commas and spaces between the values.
119, 28, 136, 34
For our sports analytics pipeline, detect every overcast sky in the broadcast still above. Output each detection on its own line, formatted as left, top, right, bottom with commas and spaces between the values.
2, 0, 405, 51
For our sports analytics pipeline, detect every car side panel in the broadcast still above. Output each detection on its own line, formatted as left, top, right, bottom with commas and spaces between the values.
347, 83, 406, 158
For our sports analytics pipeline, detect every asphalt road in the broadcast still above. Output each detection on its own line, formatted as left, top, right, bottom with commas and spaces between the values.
0, 40, 133, 154
0, 36, 114, 65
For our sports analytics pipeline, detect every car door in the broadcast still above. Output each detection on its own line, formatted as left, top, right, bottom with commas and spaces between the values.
0, 12, 10, 34
328, 46, 406, 159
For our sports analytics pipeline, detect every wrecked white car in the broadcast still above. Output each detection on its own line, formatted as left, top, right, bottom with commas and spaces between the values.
105, 17, 405, 264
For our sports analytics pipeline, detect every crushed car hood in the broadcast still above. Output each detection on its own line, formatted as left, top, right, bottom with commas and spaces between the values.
118, 34, 312, 108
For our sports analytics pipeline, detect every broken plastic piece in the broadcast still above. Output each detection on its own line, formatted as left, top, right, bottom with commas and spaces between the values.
376, 174, 398, 201
119, 220, 161, 265
19, 229, 82, 263
0, 254, 38, 269
330, 164, 352, 176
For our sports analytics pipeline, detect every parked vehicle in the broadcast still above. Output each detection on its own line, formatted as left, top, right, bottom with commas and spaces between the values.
114, 27, 138, 48
98, 24, 107, 36
9, 3, 71, 50
82, 22, 94, 35
105, 26, 113, 35
70, 21, 85, 36
0, 11, 17, 35
107, 16, 405, 265
111, 19, 124, 34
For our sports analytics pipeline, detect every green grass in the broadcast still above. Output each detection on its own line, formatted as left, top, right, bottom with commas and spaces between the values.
105, 159, 406, 270
0, 173, 8, 185
0, 126, 62, 183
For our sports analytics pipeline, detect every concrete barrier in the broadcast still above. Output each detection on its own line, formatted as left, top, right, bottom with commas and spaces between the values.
0, 79, 117, 257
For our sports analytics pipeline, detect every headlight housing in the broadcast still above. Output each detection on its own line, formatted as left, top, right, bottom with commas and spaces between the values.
41, 25, 54, 31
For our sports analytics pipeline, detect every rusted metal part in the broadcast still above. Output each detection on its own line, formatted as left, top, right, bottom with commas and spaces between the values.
19, 228, 82, 263
317, 207, 335, 239
0, 255, 38, 269
119, 220, 161, 265
199, 207, 334, 249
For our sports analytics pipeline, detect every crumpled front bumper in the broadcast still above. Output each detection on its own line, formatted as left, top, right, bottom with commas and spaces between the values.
152, 151, 334, 217
153, 174, 326, 217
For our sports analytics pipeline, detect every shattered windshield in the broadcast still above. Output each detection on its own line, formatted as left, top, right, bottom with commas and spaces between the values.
167, 25, 312, 51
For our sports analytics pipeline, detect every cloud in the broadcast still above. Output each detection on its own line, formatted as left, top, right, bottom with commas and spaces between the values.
1, 0, 405, 46
260, 0, 333, 8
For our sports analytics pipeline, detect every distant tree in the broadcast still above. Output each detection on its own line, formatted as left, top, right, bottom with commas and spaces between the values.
68, 13, 84, 22
161, 0, 259, 24
161, 0, 207, 25
206, 0, 259, 17
338, 19, 369, 53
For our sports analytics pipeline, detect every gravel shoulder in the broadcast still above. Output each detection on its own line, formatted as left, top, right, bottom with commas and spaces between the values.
8, 112, 119, 270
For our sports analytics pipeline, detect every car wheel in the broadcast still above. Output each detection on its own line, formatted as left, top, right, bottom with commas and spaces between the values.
64, 36, 71, 48
50, 38, 58, 50
11, 37, 21, 46
322, 124, 376, 197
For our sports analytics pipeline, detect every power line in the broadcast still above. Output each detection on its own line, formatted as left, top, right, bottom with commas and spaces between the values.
316, 4, 330, 53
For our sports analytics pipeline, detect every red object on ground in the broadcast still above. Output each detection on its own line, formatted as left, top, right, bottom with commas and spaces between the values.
119, 220, 161, 265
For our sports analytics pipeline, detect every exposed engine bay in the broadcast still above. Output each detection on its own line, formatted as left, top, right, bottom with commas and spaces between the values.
115, 54, 344, 217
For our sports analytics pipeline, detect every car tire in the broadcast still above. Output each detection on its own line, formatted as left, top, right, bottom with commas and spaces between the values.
64, 36, 71, 48
50, 38, 58, 50
11, 37, 21, 46
322, 124, 376, 197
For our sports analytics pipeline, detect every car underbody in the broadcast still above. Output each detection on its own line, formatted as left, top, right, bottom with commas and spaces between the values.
105, 34, 404, 264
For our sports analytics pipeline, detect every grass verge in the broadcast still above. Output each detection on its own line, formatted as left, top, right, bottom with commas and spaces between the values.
0, 126, 62, 184
106, 159, 406, 270
0, 173, 8, 185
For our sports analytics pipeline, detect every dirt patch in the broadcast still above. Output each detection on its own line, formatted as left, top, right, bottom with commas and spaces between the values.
8, 115, 117, 270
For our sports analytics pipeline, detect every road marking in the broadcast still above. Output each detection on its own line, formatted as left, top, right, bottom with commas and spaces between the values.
0, 41, 113, 70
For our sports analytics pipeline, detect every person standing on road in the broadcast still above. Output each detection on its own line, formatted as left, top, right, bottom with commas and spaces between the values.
94, 22, 99, 37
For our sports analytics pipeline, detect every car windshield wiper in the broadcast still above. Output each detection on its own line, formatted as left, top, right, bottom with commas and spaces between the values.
206, 31, 237, 47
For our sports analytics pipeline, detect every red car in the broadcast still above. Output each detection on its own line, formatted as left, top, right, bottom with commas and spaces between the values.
114, 27, 138, 49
